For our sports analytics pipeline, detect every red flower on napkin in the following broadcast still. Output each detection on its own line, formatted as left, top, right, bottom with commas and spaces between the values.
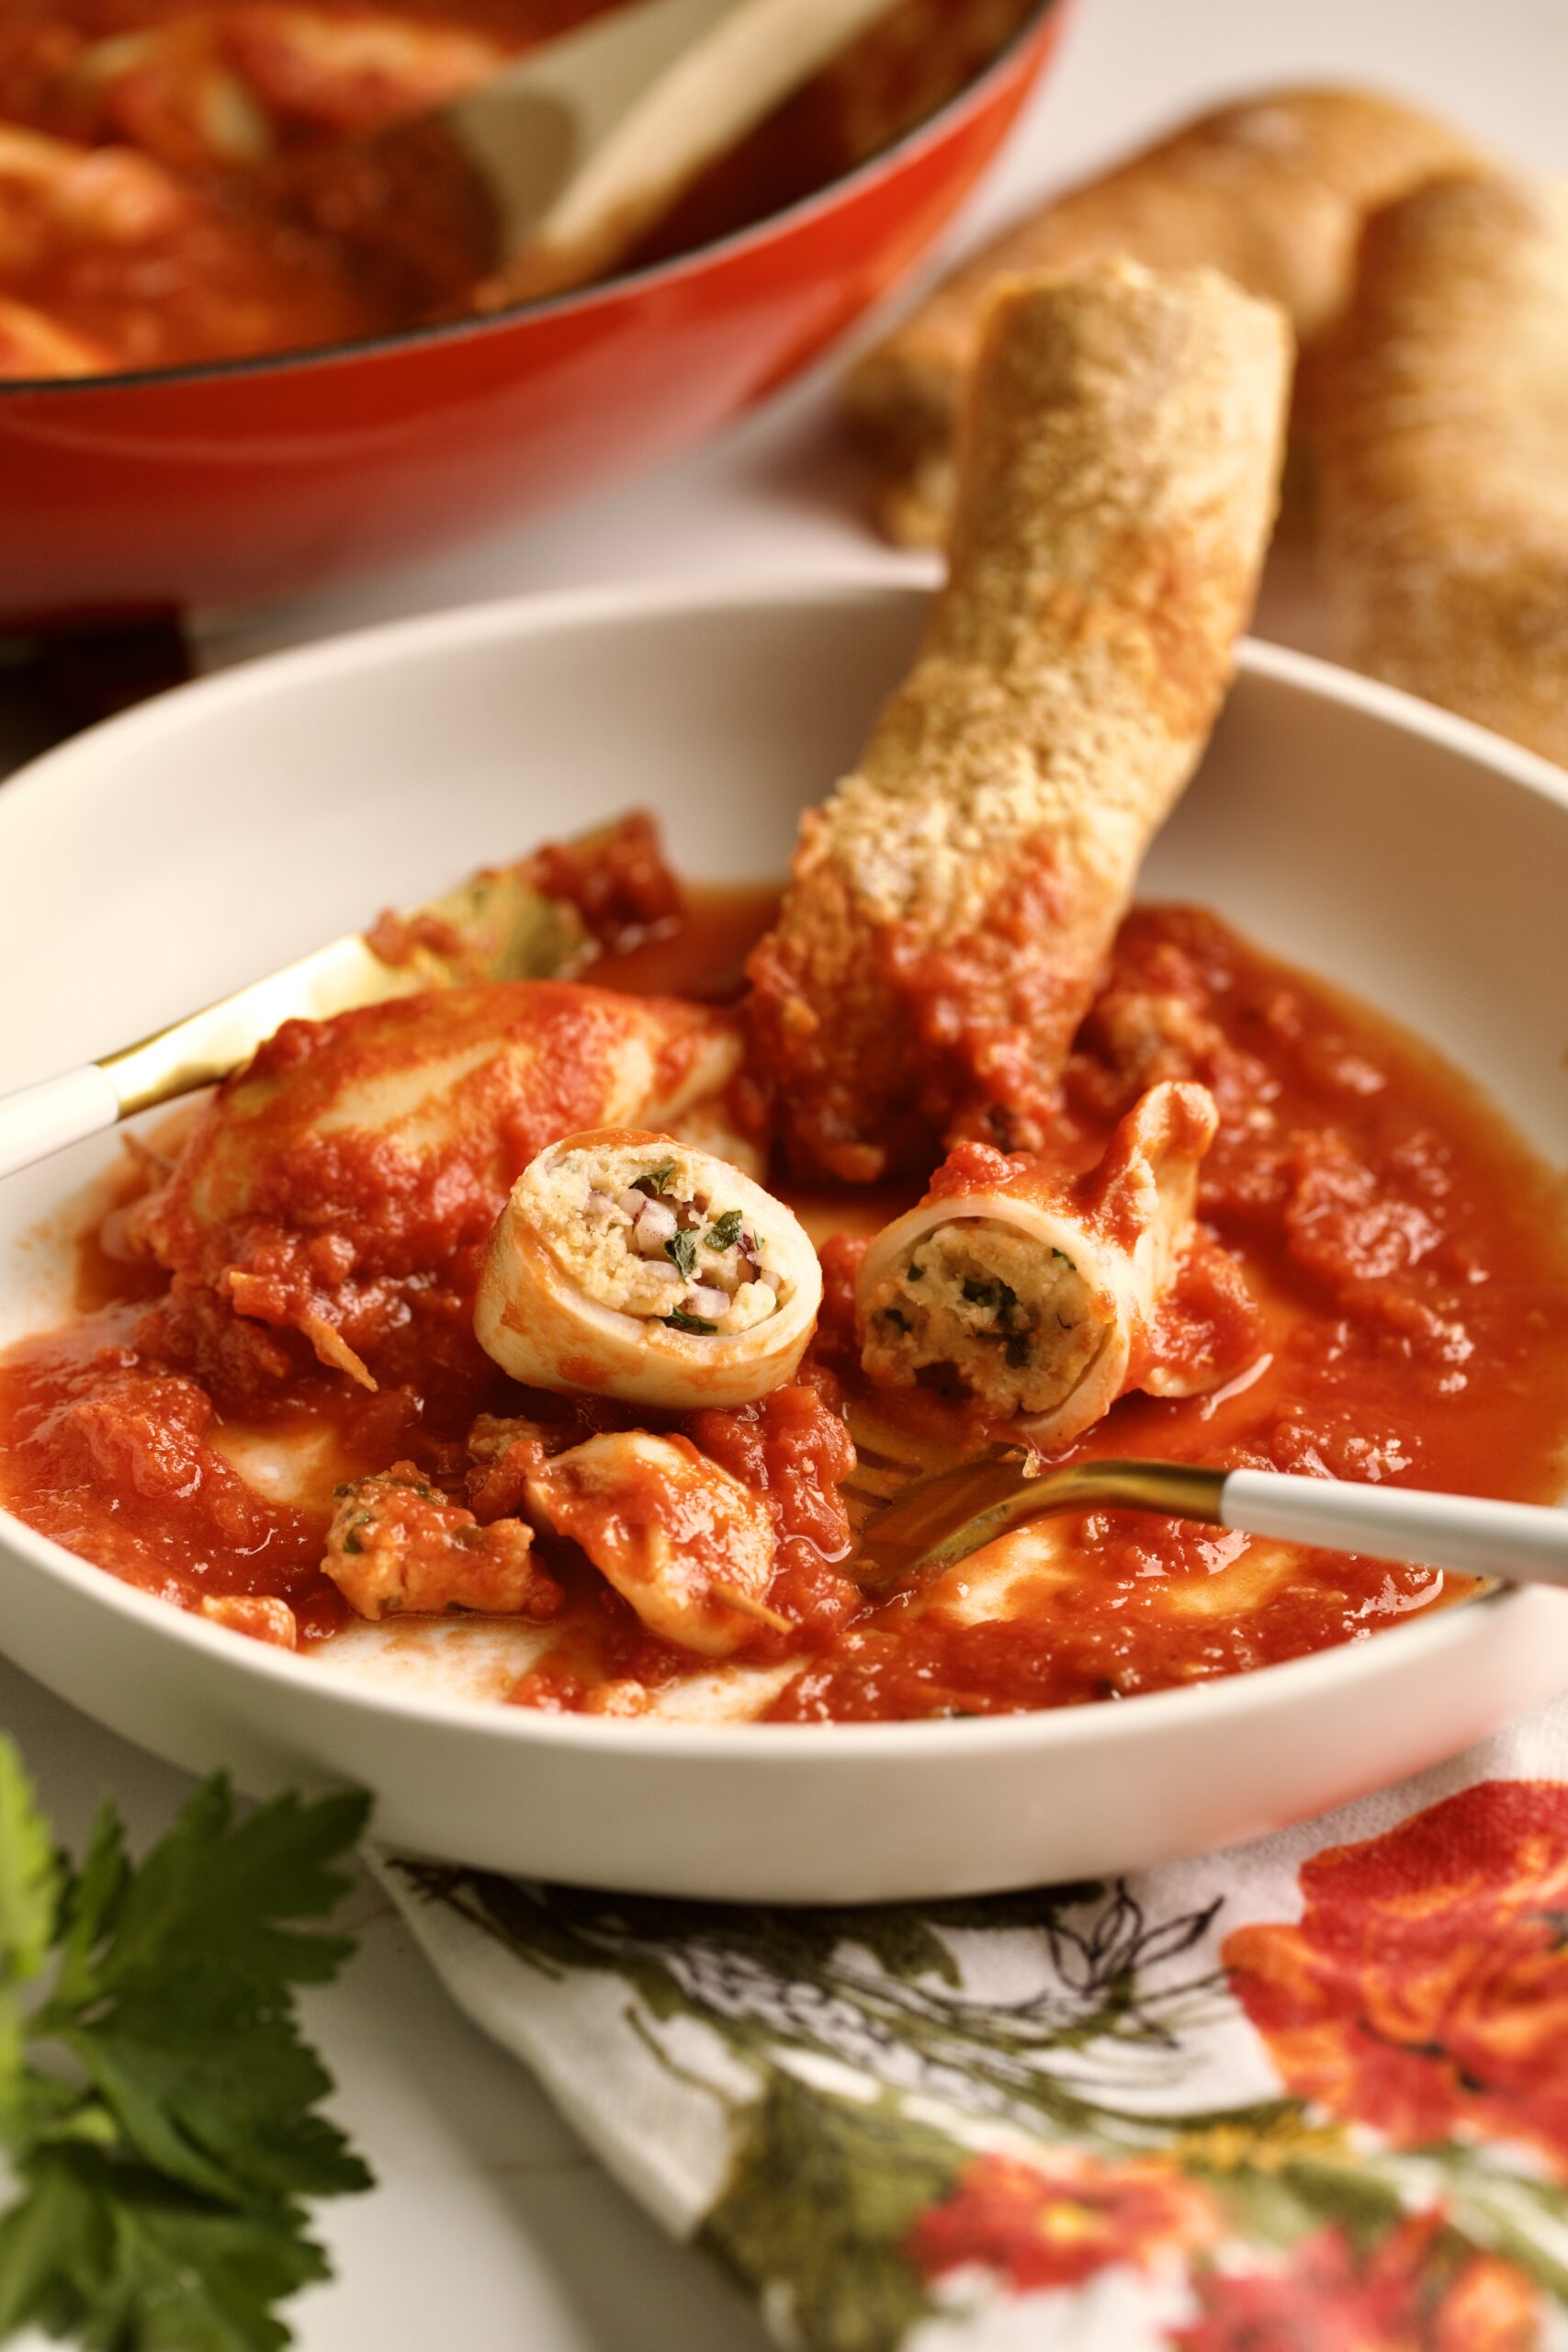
1173, 2213, 1538, 2351
1223, 1781, 1568, 2173
907, 2147, 1217, 2292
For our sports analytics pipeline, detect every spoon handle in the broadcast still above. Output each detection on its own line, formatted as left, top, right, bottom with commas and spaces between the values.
1220, 1468, 1568, 1586
476, 0, 902, 283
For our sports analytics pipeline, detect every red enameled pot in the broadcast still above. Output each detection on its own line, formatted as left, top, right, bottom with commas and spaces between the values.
2, 0, 1067, 629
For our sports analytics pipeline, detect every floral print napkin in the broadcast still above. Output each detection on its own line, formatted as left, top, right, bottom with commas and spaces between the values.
376, 1704, 1568, 2350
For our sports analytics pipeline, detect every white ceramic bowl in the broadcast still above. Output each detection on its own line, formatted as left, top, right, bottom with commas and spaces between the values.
3, 581, 1567, 1902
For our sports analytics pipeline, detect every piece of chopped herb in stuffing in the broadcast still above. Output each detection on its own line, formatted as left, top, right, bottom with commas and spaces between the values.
664, 1309, 718, 1334
962, 1275, 1022, 1330
665, 1227, 700, 1279
633, 1160, 678, 1196
705, 1209, 744, 1251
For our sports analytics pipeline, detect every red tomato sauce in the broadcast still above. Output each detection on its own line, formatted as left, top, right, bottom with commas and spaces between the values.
3, 888, 1567, 1722
0, 0, 1035, 379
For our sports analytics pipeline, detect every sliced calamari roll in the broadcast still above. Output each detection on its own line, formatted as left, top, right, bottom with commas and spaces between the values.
856, 1081, 1222, 1446
525, 1431, 784, 1657
475, 1127, 821, 1408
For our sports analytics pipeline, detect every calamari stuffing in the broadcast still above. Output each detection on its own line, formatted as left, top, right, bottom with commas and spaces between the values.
541, 1145, 784, 1337
862, 1222, 1104, 1422
323, 1463, 561, 1623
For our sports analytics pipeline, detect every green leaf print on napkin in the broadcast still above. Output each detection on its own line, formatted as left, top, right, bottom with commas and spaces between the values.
703, 2072, 958, 2352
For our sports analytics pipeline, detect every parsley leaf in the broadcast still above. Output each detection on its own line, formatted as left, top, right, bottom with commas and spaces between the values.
0, 1738, 371, 2352
664, 1228, 700, 1280
663, 1310, 718, 1334
0, 1743, 57, 1993
705, 1210, 744, 1252
633, 1160, 677, 1197
0, 2149, 329, 2352
0, 1743, 58, 2150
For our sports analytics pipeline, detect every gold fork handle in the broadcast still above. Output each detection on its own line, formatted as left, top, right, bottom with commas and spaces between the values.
1040, 1459, 1230, 1524
852, 1455, 1230, 1590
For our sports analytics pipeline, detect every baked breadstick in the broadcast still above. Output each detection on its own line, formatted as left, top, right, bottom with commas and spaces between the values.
1316, 170, 1568, 764
846, 86, 1475, 545
747, 261, 1290, 1182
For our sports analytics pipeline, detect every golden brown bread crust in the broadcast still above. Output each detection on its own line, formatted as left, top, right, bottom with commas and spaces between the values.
846, 85, 1476, 546
1315, 169, 1568, 764
747, 260, 1291, 1182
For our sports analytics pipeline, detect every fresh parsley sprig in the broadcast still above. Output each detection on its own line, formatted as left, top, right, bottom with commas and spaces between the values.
0, 1738, 372, 2352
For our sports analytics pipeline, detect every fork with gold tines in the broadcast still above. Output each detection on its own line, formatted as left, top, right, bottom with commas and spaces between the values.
846, 1414, 1568, 1598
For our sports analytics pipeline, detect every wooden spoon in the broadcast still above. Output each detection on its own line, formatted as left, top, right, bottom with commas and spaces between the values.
444, 0, 904, 304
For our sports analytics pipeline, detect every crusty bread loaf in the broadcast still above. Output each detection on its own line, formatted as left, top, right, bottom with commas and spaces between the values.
749, 260, 1291, 1181
1315, 169, 1568, 765
846, 86, 1475, 546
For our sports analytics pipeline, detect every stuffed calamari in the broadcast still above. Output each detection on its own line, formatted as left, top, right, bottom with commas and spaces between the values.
475, 1128, 821, 1408
856, 1080, 1238, 1445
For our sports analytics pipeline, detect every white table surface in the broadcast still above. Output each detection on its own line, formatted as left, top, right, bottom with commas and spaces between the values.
3, 1, 1564, 2344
